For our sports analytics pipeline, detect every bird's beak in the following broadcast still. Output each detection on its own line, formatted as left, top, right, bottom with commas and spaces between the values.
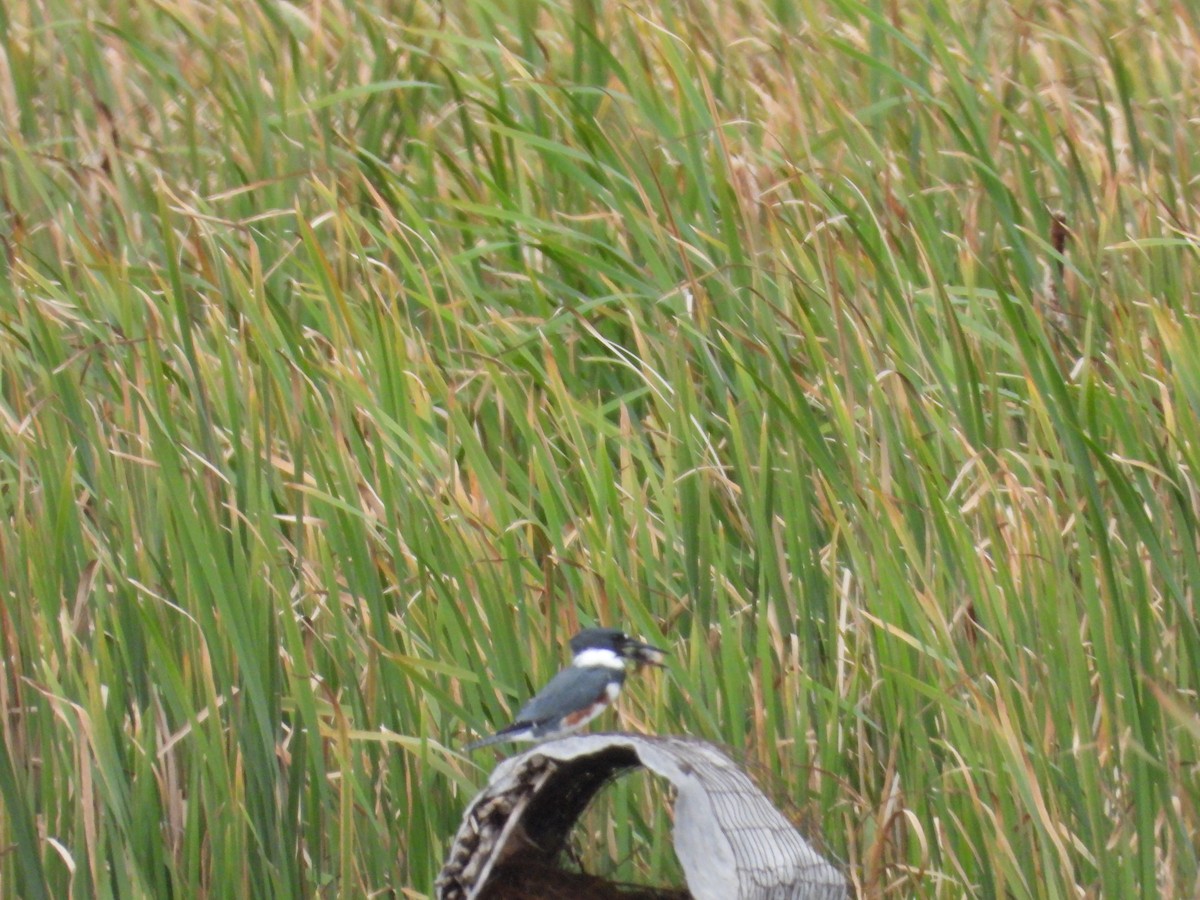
624, 640, 668, 668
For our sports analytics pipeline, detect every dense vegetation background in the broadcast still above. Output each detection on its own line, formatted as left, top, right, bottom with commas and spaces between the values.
2, 0, 1198, 896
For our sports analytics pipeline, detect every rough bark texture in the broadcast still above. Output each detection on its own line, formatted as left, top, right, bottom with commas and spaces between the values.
437, 733, 848, 900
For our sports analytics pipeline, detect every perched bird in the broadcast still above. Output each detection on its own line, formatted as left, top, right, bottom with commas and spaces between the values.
465, 627, 666, 751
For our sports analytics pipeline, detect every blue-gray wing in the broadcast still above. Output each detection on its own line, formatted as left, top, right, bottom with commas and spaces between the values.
515, 665, 624, 725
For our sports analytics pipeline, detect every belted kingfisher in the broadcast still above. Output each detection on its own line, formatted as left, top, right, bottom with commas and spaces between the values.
465, 627, 666, 750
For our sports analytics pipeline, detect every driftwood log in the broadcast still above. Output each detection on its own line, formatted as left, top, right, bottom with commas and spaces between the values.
437, 733, 847, 900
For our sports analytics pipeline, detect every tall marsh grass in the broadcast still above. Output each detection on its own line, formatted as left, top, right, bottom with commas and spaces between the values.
1, 0, 1197, 895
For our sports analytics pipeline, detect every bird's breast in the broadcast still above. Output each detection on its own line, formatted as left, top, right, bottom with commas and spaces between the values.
560, 681, 622, 729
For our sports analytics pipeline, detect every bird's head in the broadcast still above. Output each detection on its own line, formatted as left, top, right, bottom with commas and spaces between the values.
569, 627, 667, 670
